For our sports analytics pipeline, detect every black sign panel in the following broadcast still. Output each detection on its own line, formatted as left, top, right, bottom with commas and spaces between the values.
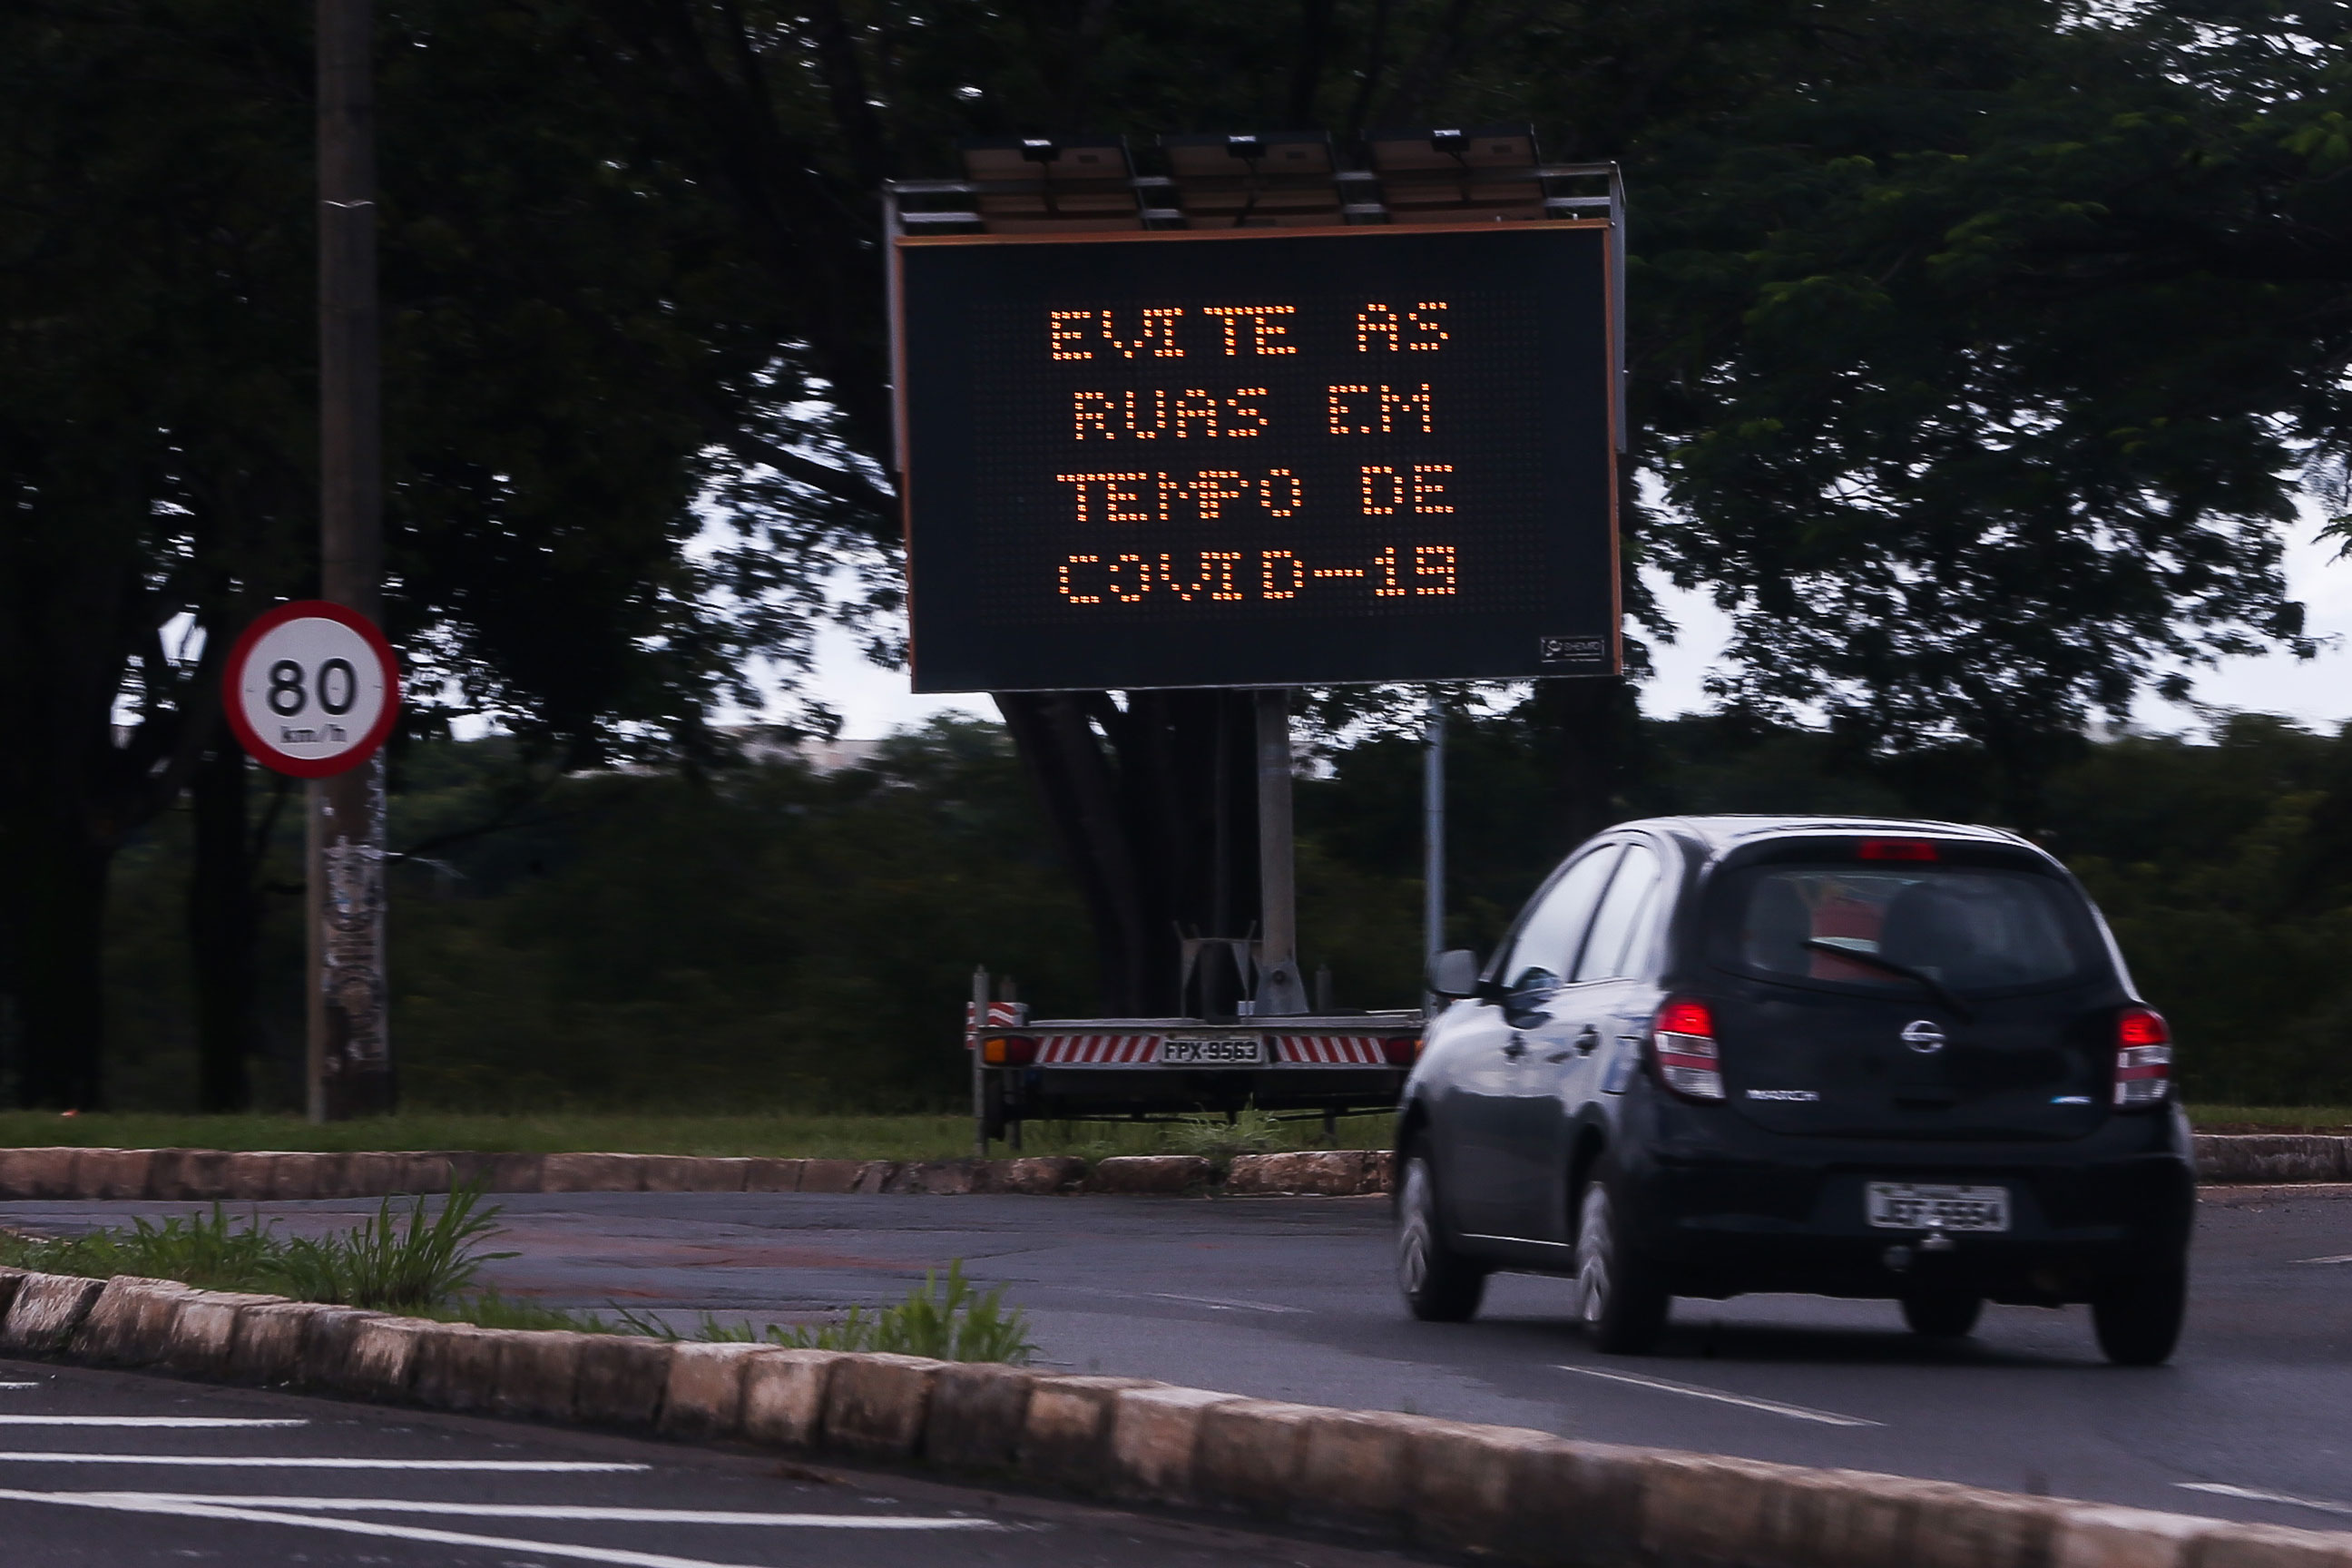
896, 222, 1616, 692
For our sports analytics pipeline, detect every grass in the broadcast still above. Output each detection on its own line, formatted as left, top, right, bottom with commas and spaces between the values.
686, 1262, 1035, 1363
0, 1182, 513, 1310
0, 1109, 1396, 1159
0, 1183, 1037, 1361
2182, 1105, 2352, 1133
0, 1106, 2338, 1161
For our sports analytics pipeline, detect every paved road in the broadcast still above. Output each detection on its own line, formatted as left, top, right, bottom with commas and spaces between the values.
0, 1357, 1431, 1566
10, 1185, 2350, 1536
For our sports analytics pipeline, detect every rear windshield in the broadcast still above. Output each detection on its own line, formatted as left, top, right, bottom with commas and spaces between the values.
1707, 864, 2102, 995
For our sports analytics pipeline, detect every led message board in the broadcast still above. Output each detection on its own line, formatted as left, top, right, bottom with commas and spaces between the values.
894, 221, 1617, 692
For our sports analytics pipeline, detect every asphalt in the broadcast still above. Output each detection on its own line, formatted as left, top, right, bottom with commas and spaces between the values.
0, 1357, 1436, 1566
7, 1183, 2349, 1539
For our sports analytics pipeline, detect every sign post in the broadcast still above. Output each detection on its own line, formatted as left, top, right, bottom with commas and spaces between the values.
220, 602, 399, 1120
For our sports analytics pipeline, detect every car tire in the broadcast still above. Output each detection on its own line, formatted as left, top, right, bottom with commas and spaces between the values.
2092, 1259, 2187, 1367
1574, 1169, 1670, 1354
1396, 1151, 1486, 1322
1900, 1290, 1984, 1338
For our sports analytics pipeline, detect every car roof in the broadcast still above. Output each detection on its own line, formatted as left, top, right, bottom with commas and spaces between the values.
1610, 814, 2039, 859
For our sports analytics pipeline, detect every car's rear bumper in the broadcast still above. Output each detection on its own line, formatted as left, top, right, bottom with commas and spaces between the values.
1616, 1100, 2195, 1303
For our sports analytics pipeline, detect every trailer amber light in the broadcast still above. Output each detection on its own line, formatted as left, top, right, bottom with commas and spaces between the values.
982, 1036, 1037, 1066
1857, 838, 1938, 861
2113, 1007, 2171, 1107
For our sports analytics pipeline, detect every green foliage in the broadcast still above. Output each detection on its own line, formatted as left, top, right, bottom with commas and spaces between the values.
0, 1181, 514, 1311
751, 1262, 1036, 1365
1166, 1104, 1292, 1166
273, 1182, 515, 1310
0, 1205, 282, 1293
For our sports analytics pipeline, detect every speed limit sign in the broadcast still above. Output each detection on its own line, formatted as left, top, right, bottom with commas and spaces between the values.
220, 601, 400, 778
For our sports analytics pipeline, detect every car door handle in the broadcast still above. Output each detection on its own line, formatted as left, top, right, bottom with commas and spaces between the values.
1502, 1034, 1528, 1058
1574, 1025, 1601, 1054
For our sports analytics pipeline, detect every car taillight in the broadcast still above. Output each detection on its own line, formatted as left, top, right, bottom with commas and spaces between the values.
2112, 1008, 2171, 1107
981, 1035, 1037, 1066
1651, 997, 1724, 1102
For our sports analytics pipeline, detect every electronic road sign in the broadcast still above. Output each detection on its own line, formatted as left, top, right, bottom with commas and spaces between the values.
894, 220, 1618, 692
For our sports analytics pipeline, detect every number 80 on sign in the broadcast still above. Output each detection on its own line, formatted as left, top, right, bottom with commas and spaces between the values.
220, 601, 400, 778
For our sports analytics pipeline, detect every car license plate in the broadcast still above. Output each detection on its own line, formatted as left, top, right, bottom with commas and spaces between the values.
1866, 1182, 2010, 1232
1160, 1037, 1263, 1066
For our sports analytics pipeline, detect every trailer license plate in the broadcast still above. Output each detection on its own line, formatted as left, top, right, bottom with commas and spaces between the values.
1867, 1182, 2010, 1232
1161, 1038, 1263, 1066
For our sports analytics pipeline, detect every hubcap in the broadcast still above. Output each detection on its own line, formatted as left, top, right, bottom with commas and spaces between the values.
1576, 1186, 1612, 1326
1398, 1162, 1436, 1299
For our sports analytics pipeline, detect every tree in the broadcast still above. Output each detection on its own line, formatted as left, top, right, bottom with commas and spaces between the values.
0, 0, 870, 1103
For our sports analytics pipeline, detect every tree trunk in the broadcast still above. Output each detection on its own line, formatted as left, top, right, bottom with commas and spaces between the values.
190, 735, 259, 1111
997, 688, 1259, 1016
6, 828, 110, 1110
1534, 674, 1639, 848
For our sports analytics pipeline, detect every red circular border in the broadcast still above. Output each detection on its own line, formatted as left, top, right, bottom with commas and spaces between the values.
219, 601, 402, 779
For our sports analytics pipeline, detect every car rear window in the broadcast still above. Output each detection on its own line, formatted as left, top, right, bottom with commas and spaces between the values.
1707, 863, 2102, 995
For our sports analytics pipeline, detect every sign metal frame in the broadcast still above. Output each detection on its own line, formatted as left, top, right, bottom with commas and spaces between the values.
887, 218, 1621, 694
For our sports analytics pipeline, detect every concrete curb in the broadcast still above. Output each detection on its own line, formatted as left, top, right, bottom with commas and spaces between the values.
0, 1136, 2337, 1204
0, 1265, 2345, 1567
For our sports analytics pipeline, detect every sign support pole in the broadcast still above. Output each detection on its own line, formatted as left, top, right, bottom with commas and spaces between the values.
1423, 691, 1445, 1014
1254, 690, 1308, 1015
311, 0, 391, 1120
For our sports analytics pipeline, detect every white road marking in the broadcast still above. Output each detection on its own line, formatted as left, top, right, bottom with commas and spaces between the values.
0, 1384, 40, 1390
1555, 1366, 1882, 1427
1148, 1292, 1308, 1315
0, 1416, 307, 1428
2293, 1254, 2352, 1265
2180, 1482, 2352, 1518
105, 1493, 1001, 1528
0, 1488, 840, 1568
0, 1452, 643, 1471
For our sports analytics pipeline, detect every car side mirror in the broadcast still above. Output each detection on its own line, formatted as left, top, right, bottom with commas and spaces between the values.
1426, 948, 1482, 999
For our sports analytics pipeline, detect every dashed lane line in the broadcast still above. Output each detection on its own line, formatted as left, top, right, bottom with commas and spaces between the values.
2292, 1254, 2352, 1265
0, 1416, 308, 1428
1147, 1292, 1308, 1314
1554, 1366, 1882, 1427
0, 1487, 861, 1568
2180, 1482, 2352, 1518
0, 1452, 644, 1471
100, 1494, 1003, 1529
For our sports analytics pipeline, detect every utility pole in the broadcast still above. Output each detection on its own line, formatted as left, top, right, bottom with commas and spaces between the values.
309, 0, 392, 1120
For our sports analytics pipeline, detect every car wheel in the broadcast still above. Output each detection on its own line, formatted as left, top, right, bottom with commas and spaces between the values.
1574, 1170, 1669, 1354
1396, 1152, 1486, 1322
1900, 1290, 1984, 1338
2092, 1259, 2187, 1367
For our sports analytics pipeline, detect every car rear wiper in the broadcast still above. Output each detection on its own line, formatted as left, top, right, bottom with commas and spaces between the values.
1802, 939, 1974, 1022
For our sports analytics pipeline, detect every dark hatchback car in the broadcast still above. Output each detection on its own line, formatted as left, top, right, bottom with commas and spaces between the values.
1395, 816, 2194, 1365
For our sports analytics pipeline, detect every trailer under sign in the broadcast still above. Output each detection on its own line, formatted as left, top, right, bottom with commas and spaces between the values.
892, 220, 1619, 693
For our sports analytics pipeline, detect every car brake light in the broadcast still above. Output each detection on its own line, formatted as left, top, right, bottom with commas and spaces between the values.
981, 1035, 1037, 1066
1651, 997, 1724, 1102
2112, 1008, 2171, 1107
1857, 838, 1938, 861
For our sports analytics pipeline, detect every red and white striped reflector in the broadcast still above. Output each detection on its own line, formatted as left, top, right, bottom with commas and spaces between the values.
1034, 1034, 1163, 1064
1270, 1035, 1393, 1065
